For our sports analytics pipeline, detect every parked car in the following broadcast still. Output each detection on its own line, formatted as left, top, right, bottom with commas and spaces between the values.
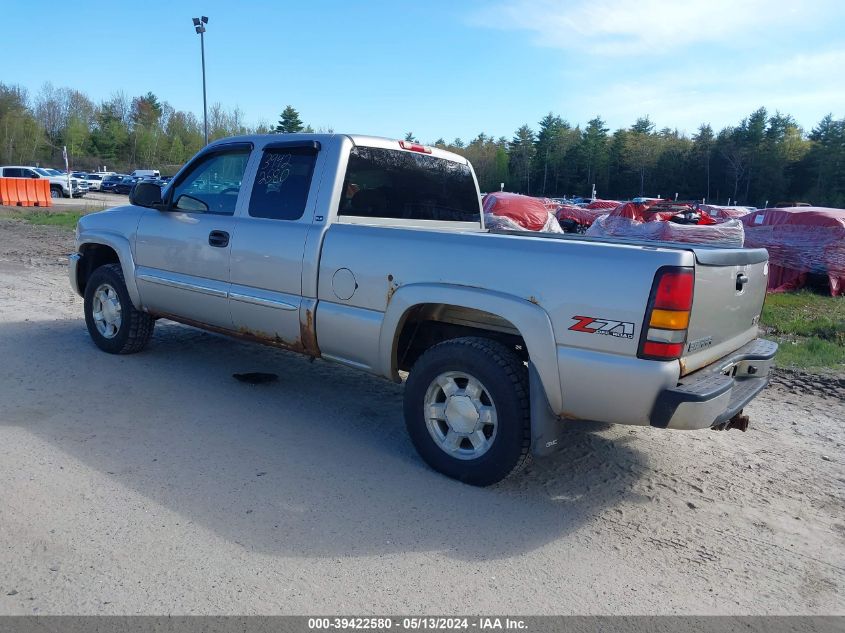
100, 174, 125, 193
113, 176, 140, 195
0, 165, 83, 198
69, 134, 777, 486
70, 172, 91, 193
130, 169, 160, 179
73, 172, 104, 191
84, 174, 104, 191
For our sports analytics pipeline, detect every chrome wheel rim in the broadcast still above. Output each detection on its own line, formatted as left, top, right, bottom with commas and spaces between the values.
91, 283, 122, 339
424, 371, 497, 460
50, 189, 60, 199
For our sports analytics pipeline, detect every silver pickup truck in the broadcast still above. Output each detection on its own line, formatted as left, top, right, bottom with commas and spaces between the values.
69, 134, 777, 485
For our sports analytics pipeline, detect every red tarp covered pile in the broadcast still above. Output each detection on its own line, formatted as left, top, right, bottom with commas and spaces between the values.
740, 207, 845, 296
482, 192, 562, 233
555, 204, 607, 228
586, 201, 745, 247
699, 204, 753, 220
585, 199, 621, 210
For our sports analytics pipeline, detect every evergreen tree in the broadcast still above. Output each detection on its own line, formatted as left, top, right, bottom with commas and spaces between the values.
275, 105, 303, 133
533, 113, 565, 196
623, 116, 662, 196
510, 125, 536, 195
579, 117, 609, 195
692, 124, 715, 200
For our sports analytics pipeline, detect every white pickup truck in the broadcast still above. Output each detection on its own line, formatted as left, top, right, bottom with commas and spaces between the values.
0, 165, 84, 198
69, 134, 777, 485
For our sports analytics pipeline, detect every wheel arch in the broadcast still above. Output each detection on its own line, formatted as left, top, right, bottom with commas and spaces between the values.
379, 283, 563, 413
77, 233, 142, 308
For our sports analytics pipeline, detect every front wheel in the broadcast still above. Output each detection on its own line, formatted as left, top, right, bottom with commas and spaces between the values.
84, 263, 154, 354
403, 337, 531, 486
50, 186, 62, 199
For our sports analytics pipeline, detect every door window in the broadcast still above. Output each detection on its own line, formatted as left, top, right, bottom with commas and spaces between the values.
248, 148, 317, 221
169, 149, 250, 215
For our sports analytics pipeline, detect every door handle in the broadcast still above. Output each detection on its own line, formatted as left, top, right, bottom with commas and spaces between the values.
208, 230, 229, 248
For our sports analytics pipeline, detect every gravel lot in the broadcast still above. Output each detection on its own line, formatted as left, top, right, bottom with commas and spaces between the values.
0, 217, 842, 615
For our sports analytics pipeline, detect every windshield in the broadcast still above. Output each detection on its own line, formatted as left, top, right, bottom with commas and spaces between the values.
34, 168, 52, 177
46, 169, 62, 175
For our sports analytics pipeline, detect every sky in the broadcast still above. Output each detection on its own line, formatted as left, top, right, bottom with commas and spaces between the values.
1, 0, 843, 141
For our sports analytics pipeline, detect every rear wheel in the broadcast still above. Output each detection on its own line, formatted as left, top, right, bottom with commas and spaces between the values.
403, 337, 531, 486
84, 263, 154, 354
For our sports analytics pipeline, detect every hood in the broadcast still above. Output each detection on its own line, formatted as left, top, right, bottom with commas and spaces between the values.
77, 204, 144, 236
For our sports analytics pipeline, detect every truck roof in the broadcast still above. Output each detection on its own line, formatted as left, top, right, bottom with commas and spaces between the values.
207, 133, 470, 165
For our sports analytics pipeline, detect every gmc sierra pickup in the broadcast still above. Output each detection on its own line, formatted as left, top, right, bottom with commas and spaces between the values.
69, 134, 777, 485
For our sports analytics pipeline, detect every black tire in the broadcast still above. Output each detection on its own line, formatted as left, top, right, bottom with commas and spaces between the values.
84, 263, 154, 354
403, 336, 531, 486
50, 186, 62, 199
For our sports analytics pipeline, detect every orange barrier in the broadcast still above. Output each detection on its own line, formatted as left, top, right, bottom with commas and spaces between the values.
0, 177, 52, 207
0, 178, 15, 205
14, 178, 32, 207
35, 179, 50, 206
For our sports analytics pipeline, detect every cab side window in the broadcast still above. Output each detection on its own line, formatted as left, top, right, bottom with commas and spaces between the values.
169, 149, 250, 215
248, 147, 317, 221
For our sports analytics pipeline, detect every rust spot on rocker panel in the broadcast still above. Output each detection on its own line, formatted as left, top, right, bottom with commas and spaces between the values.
151, 312, 318, 356
299, 305, 319, 357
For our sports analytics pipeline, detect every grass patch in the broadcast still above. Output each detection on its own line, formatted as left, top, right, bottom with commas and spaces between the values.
9, 211, 83, 230
774, 337, 845, 369
761, 291, 845, 371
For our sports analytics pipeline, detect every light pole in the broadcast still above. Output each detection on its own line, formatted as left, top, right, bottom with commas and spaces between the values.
192, 16, 209, 146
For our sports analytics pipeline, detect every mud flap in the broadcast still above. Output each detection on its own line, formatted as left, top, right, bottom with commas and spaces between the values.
529, 362, 564, 457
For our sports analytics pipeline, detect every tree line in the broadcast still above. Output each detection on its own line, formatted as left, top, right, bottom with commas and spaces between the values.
1, 81, 842, 207
428, 110, 844, 208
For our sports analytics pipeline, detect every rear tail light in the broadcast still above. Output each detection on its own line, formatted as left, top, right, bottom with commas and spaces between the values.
398, 140, 432, 154
638, 267, 694, 361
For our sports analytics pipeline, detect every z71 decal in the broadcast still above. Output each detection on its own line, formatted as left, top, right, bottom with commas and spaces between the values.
569, 315, 635, 339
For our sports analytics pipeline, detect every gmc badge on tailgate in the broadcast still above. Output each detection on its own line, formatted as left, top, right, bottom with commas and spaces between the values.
688, 336, 713, 352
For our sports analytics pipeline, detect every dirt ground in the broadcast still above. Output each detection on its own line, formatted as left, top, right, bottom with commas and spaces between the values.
0, 217, 842, 615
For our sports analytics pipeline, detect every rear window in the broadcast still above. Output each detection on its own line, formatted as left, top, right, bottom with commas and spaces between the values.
338, 146, 479, 222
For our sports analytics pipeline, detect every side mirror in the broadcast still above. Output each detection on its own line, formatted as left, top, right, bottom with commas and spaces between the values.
130, 181, 163, 208
30, 173, 39, 179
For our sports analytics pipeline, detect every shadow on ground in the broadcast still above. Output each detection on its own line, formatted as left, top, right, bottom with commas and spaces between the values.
0, 319, 649, 561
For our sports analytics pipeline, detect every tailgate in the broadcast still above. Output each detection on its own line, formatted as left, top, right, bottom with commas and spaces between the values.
681, 248, 769, 375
